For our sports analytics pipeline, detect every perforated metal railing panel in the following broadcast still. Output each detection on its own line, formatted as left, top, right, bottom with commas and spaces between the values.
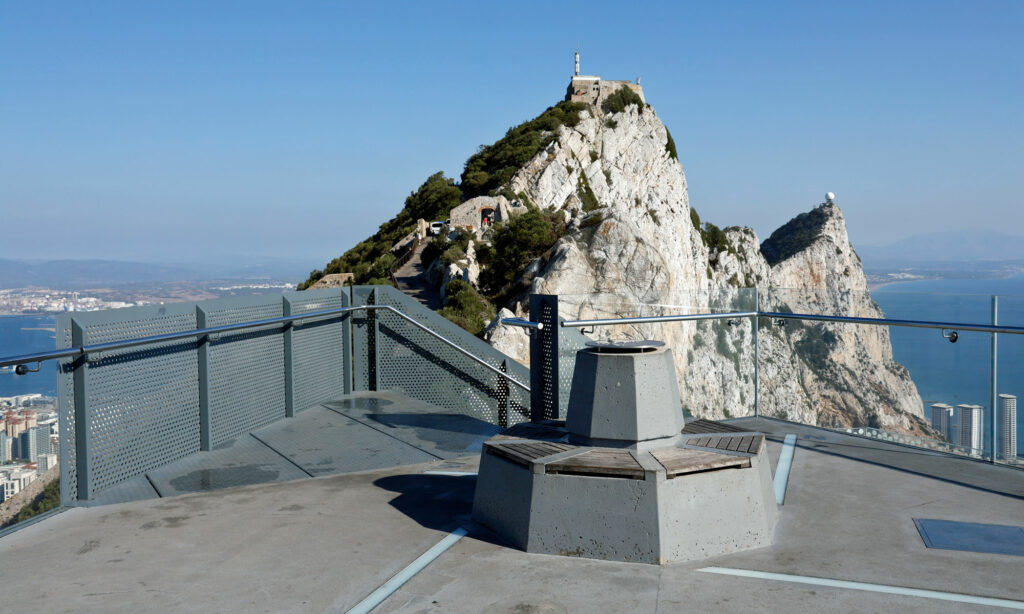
289, 289, 349, 412
60, 303, 201, 500
351, 286, 375, 392
57, 315, 77, 503
204, 297, 285, 445
54, 284, 532, 503
372, 286, 530, 426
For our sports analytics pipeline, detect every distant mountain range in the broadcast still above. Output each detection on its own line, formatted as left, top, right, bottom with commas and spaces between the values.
857, 230, 1024, 266
0, 258, 308, 289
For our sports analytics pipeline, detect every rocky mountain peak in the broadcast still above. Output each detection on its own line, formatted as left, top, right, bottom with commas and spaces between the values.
482, 98, 928, 435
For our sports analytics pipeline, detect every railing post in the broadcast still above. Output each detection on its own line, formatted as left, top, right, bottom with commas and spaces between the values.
283, 296, 295, 418
368, 288, 379, 391
196, 306, 212, 451
754, 287, 760, 418
342, 288, 352, 395
498, 359, 509, 428
70, 318, 91, 501
990, 294, 998, 463
529, 294, 559, 422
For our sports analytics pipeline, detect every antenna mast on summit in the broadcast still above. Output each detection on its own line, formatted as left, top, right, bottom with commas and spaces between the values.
574, 45, 580, 76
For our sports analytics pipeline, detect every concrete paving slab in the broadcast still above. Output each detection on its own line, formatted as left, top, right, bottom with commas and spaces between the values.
0, 461, 467, 614
146, 434, 310, 497
252, 405, 440, 475
88, 474, 159, 506
325, 392, 500, 458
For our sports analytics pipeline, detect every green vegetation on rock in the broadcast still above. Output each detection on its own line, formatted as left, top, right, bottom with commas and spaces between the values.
300, 172, 461, 289
760, 205, 830, 265
601, 85, 644, 115
3, 478, 60, 529
439, 280, 496, 336
665, 127, 678, 160
461, 101, 588, 199
477, 207, 565, 302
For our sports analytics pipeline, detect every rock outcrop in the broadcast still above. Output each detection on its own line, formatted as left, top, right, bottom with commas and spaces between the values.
485, 102, 928, 434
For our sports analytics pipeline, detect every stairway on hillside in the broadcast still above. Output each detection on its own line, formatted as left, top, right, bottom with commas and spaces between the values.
392, 239, 441, 311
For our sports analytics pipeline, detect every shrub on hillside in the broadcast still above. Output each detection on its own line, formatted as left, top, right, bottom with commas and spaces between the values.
461, 101, 588, 199
440, 280, 496, 336
299, 172, 460, 289
476, 208, 565, 298
601, 85, 644, 115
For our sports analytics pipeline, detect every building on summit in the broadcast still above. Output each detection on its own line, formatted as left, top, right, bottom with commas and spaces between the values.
565, 50, 645, 107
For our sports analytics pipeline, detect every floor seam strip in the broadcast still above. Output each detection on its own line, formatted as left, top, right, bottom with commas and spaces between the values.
697, 567, 1024, 610
774, 433, 797, 504
248, 433, 315, 478
322, 404, 446, 461
342, 526, 468, 614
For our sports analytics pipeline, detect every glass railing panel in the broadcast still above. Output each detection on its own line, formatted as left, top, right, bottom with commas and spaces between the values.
0, 312, 60, 531
556, 289, 758, 421
752, 289, 998, 458
873, 290, 996, 459
994, 294, 1024, 466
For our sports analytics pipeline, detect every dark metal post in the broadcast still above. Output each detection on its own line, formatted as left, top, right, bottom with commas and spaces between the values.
990, 295, 998, 463
283, 296, 295, 418
342, 288, 352, 395
196, 306, 212, 451
498, 359, 509, 428
368, 288, 379, 391
70, 318, 91, 501
529, 294, 559, 422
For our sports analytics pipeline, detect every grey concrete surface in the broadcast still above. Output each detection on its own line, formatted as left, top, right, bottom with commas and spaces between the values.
566, 346, 685, 448
84, 392, 496, 504
1, 421, 1021, 613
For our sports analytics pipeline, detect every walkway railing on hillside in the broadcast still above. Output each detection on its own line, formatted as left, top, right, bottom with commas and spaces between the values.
389, 235, 423, 288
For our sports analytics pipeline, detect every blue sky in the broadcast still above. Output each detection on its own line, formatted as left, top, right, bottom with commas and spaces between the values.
1, 1, 1020, 267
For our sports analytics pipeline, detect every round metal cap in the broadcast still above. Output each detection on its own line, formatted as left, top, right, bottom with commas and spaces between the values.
584, 339, 665, 353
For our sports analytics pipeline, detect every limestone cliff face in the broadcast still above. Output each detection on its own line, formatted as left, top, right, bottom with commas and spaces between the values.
485, 103, 928, 434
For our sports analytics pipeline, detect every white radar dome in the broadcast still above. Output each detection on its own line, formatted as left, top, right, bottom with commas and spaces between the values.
826, 192, 835, 202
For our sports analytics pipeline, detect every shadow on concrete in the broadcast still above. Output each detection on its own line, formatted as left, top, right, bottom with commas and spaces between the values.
373, 473, 505, 546
735, 417, 1024, 500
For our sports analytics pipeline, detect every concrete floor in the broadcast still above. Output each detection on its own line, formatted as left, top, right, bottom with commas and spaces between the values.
1, 407, 1022, 612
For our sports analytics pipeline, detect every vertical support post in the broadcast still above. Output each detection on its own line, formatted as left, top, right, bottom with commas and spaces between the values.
753, 287, 760, 418
70, 318, 91, 501
196, 306, 212, 451
283, 296, 295, 418
990, 295, 998, 463
342, 289, 352, 395
529, 294, 559, 422
368, 289, 379, 391
498, 360, 509, 429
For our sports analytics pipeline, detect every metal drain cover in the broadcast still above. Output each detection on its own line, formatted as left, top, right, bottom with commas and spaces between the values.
914, 518, 1024, 556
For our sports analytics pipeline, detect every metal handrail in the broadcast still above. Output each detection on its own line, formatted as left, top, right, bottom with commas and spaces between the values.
561, 311, 756, 328
500, 317, 545, 330
560, 310, 1024, 336
0, 303, 530, 391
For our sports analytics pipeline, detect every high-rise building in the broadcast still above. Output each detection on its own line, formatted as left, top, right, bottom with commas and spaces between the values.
998, 394, 1018, 460
18, 427, 39, 463
930, 403, 954, 438
957, 404, 984, 456
0, 432, 9, 463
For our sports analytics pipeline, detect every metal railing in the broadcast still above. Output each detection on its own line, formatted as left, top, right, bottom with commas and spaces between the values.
560, 310, 1024, 336
0, 303, 528, 391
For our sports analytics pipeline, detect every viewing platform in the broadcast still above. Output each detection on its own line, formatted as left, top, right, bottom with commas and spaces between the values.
0, 286, 1022, 612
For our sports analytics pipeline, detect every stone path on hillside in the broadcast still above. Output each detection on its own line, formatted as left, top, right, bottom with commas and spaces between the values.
393, 239, 442, 310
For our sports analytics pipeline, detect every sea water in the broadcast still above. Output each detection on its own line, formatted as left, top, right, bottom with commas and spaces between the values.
0, 314, 59, 398
873, 273, 1024, 456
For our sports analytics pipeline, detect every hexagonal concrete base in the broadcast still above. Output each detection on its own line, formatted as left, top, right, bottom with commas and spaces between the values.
472, 425, 778, 565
